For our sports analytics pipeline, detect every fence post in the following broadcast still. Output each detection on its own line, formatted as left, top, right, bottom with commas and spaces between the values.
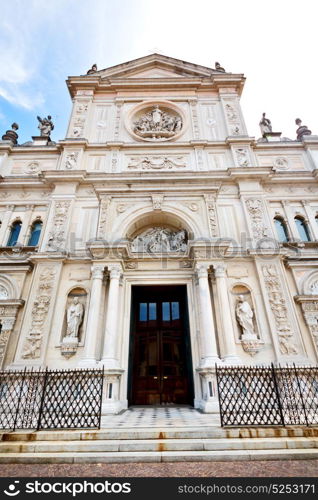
293, 363, 309, 426
13, 367, 27, 432
271, 363, 285, 426
215, 363, 224, 427
36, 367, 49, 431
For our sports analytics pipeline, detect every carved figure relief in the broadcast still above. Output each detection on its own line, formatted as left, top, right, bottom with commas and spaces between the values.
71, 118, 85, 137
245, 199, 270, 240
133, 105, 183, 141
235, 148, 250, 167
47, 200, 71, 251
262, 265, 298, 356
0, 285, 9, 299
22, 267, 56, 360
131, 227, 187, 253
64, 152, 78, 170
309, 281, 318, 294
224, 101, 242, 135
128, 155, 186, 170
61, 291, 86, 359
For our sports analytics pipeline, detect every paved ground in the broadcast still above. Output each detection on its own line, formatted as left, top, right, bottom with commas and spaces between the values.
101, 406, 220, 427
0, 461, 317, 477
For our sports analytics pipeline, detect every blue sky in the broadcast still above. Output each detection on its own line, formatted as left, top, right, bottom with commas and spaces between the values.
1, 0, 317, 144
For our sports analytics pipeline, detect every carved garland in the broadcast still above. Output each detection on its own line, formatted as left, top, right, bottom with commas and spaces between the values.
299, 301, 318, 351
22, 268, 56, 360
245, 199, 270, 240
262, 265, 298, 355
204, 194, 218, 237
97, 196, 111, 238
46, 200, 71, 252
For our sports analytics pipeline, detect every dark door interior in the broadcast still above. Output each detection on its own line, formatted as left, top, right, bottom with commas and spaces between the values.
128, 285, 193, 405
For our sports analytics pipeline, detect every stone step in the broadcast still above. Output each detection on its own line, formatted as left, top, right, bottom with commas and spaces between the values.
2, 426, 318, 442
0, 436, 317, 454
0, 448, 318, 464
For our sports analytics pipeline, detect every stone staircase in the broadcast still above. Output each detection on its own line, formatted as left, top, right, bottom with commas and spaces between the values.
0, 426, 318, 463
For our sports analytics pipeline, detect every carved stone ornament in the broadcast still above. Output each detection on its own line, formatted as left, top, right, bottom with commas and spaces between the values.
131, 105, 183, 142
97, 196, 111, 238
47, 200, 71, 251
71, 118, 85, 138
25, 161, 41, 175
235, 148, 250, 167
151, 194, 164, 211
262, 265, 298, 355
64, 152, 79, 170
131, 227, 188, 254
0, 286, 9, 299
128, 155, 186, 170
0, 302, 21, 367
299, 300, 318, 351
22, 268, 56, 360
274, 157, 289, 170
204, 194, 218, 237
245, 199, 270, 240
310, 281, 318, 294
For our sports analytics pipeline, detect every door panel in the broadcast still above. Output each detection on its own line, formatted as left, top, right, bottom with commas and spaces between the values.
130, 286, 193, 405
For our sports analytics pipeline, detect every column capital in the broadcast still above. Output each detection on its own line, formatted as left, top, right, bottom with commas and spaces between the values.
91, 264, 104, 280
108, 263, 122, 280
195, 263, 210, 279
214, 263, 227, 278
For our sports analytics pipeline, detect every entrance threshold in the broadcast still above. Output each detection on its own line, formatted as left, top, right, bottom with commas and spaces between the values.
101, 406, 220, 428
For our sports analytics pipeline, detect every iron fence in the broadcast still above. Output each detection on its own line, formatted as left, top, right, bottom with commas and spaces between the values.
216, 364, 318, 427
0, 367, 104, 431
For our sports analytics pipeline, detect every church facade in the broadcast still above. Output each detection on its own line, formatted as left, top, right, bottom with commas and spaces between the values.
0, 54, 318, 415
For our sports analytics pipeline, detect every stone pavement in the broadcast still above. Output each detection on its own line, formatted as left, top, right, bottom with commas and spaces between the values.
0, 460, 317, 477
101, 406, 220, 428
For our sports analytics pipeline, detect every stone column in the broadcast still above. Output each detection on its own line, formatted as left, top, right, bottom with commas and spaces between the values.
0, 205, 14, 245
214, 263, 241, 363
79, 264, 104, 366
20, 205, 34, 245
281, 200, 299, 240
196, 264, 220, 366
301, 201, 318, 240
100, 264, 122, 368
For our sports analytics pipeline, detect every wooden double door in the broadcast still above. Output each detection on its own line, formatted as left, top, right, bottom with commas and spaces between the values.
129, 285, 193, 406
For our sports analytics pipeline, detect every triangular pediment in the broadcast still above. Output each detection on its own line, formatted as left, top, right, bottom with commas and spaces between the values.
86, 54, 222, 80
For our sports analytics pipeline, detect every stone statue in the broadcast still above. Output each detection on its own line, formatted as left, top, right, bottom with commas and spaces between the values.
37, 115, 54, 137
215, 62, 225, 72
259, 113, 272, 137
236, 295, 257, 339
66, 297, 84, 338
1, 123, 19, 145
87, 64, 97, 75
295, 118, 312, 141
133, 106, 182, 139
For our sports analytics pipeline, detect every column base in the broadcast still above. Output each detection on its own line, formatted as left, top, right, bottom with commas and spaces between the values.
200, 356, 221, 368
221, 355, 242, 365
99, 358, 120, 369
196, 397, 220, 415
101, 399, 127, 415
78, 358, 99, 368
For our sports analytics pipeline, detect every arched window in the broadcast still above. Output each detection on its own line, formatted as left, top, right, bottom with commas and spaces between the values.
295, 216, 311, 242
7, 221, 21, 246
28, 220, 42, 246
274, 217, 289, 242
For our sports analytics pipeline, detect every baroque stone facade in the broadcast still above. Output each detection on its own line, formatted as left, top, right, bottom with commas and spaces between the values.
0, 53, 318, 414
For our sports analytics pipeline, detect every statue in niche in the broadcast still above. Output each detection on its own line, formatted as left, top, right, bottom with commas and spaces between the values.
235, 295, 257, 339
65, 297, 84, 339
259, 113, 272, 137
295, 118, 312, 141
133, 106, 183, 139
37, 115, 54, 137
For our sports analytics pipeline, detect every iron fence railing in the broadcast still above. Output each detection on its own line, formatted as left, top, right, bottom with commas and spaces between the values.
216, 364, 318, 427
0, 367, 104, 431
